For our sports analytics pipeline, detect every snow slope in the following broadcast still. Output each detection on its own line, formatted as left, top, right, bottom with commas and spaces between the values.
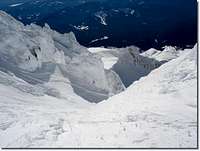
0, 70, 91, 148
0, 11, 197, 148
88, 47, 119, 70
141, 46, 183, 62
0, 44, 197, 148
70, 45, 197, 148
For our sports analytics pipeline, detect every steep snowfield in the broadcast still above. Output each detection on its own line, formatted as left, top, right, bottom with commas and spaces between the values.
0, 70, 91, 148
81, 45, 197, 148
0, 11, 197, 148
0, 44, 197, 148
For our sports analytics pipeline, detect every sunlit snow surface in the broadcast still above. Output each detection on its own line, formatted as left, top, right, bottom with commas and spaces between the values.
88, 47, 118, 70
0, 11, 197, 148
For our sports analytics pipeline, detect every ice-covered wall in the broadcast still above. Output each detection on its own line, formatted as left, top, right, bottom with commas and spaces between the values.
0, 11, 125, 102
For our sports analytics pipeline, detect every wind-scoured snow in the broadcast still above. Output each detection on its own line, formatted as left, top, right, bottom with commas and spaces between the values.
0, 11, 197, 148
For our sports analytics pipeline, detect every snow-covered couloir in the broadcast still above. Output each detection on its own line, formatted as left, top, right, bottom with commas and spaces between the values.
0, 11, 197, 148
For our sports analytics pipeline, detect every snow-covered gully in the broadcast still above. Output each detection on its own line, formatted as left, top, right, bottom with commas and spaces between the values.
0, 11, 197, 148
